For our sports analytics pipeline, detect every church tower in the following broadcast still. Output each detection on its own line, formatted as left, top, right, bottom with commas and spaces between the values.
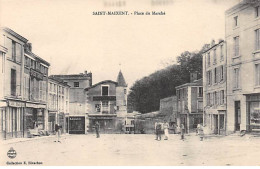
116, 70, 127, 117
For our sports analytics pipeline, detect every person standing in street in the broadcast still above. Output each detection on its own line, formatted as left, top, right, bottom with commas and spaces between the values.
180, 124, 185, 141
197, 124, 204, 141
95, 121, 100, 138
54, 123, 61, 143
163, 120, 169, 140
155, 121, 162, 141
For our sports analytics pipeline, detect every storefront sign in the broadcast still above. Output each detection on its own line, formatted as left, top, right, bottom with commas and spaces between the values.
8, 101, 25, 107
69, 117, 83, 121
26, 103, 46, 109
30, 69, 43, 80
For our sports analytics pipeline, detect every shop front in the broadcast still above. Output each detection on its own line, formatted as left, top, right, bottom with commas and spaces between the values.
69, 116, 85, 134
48, 112, 56, 133
2, 100, 25, 139
88, 114, 117, 133
24, 103, 47, 137
246, 94, 260, 132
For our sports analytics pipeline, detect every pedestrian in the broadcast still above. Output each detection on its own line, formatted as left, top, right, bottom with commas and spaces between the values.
180, 124, 185, 141
95, 121, 100, 138
54, 123, 61, 143
154, 120, 158, 140
163, 120, 169, 140
155, 121, 162, 141
197, 124, 204, 141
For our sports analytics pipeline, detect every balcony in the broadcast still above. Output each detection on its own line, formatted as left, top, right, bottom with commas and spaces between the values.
92, 96, 116, 101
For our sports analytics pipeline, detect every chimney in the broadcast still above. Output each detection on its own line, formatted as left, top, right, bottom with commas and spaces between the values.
211, 40, 215, 47
190, 72, 198, 82
25, 43, 32, 52
84, 70, 88, 74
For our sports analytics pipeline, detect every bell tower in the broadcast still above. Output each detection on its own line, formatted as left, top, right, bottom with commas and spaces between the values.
116, 70, 127, 117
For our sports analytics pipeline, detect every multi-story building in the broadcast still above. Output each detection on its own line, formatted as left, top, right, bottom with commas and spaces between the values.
84, 70, 128, 133
176, 77, 203, 133
225, 1, 260, 133
48, 76, 70, 134
0, 28, 28, 139
23, 46, 50, 138
203, 40, 227, 135
51, 71, 92, 134
0, 27, 50, 139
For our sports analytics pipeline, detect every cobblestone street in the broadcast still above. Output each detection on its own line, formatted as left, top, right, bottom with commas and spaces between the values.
1, 133, 260, 166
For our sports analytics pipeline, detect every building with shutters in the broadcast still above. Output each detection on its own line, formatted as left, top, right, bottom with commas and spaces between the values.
225, 1, 260, 134
203, 40, 227, 135
47, 76, 70, 134
50, 71, 92, 134
0, 27, 50, 139
175, 77, 203, 133
84, 70, 128, 133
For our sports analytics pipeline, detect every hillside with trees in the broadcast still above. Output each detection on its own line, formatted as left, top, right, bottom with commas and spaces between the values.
127, 44, 209, 113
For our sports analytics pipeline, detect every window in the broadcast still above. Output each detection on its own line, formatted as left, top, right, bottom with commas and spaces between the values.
207, 53, 210, 67
24, 76, 29, 99
102, 101, 109, 113
214, 67, 217, 84
198, 101, 203, 111
207, 71, 212, 85
234, 16, 238, 27
198, 87, 203, 97
16, 43, 22, 63
12, 41, 16, 61
255, 29, 260, 51
74, 82, 79, 87
256, 6, 260, 18
220, 45, 224, 60
234, 36, 240, 57
234, 68, 240, 89
220, 65, 224, 81
220, 90, 225, 105
207, 93, 210, 106
11, 69, 16, 96
255, 64, 260, 86
213, 48, 217, 64
214, 91, 218, 105
102, 86, 109, 96
124, 89, 127, 94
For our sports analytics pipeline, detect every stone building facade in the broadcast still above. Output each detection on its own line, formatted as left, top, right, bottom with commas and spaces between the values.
176, 78, 203, 133
203, 40, 227, 135
225, 1, 260, 133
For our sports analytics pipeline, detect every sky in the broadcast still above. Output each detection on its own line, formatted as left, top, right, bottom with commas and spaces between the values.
0, 0, 240, 88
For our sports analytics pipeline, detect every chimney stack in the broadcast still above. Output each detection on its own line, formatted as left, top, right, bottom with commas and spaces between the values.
190, 72, 198, 82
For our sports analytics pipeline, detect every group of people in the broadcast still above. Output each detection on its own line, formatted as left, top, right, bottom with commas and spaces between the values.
155, 120, 205, 141
154, 120, 169, 141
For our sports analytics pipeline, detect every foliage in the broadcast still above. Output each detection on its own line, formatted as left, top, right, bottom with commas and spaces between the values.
127, 44, 208, 113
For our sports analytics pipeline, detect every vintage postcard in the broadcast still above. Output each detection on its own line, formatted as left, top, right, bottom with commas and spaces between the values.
0, 0, 260, 166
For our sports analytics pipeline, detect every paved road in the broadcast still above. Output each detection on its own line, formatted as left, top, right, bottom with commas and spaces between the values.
1, 133, 260, 166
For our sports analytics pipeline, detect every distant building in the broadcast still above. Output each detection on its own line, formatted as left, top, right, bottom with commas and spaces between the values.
225, 1, 260, 133
159, 96, 178, 127
176, 78, 203, 133
203, 40, 227, 135
84, 70, 128, 133
50, 71, 92, 134
48, 76, 70, 134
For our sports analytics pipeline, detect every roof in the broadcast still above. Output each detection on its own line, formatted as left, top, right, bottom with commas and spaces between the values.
51, 73, 92, 80
116, 70, 127, 87
202, 40, 224, 54
48, 76, 71, 87
175, 78, 203, 89
2, 27, 28, 43
25, 50, 50, 66
225, 0, 250, 15
85, 80, 117, 91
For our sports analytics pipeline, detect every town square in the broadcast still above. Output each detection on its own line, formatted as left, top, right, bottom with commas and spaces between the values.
1, 0, 260, 166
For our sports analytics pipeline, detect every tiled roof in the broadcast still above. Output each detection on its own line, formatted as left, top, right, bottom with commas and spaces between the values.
85, 80, 117, 91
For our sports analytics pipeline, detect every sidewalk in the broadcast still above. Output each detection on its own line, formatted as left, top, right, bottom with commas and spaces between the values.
0, 133, 71, 145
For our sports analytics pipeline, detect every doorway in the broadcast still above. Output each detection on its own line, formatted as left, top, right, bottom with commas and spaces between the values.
235, 101, 241, 131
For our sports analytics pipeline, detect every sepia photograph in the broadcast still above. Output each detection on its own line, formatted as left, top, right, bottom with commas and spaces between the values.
0, 0, 260, 166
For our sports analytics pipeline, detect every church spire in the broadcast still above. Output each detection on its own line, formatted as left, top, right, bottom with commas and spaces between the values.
116, 70, 127, 87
